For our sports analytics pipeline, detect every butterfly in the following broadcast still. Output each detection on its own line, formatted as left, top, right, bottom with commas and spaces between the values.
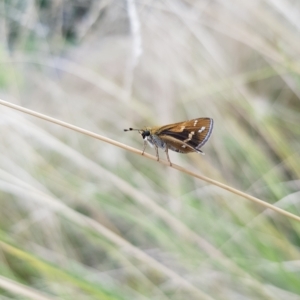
124, 118, 213, 165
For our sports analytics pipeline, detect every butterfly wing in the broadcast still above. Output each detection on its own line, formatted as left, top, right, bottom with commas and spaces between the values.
156, 134, 196, 153
156, 118, 213, 152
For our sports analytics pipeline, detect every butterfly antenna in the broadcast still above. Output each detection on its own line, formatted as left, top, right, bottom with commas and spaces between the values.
124, 128, 140, 132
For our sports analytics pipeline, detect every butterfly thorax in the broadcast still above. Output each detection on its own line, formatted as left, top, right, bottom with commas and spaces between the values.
141, 127, 186, 153
141, 128, 167, 150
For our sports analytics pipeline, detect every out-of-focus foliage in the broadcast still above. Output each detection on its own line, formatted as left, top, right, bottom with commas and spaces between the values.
0, 1, 300, 299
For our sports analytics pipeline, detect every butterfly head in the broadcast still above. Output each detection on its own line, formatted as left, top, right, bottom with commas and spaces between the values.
124, 127, 151, 140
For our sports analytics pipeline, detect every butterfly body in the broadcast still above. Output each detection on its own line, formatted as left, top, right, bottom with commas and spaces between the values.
124, 118, 213, 165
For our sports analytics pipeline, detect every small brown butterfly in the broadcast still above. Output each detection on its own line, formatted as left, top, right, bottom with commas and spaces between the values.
124, 118, 213, 165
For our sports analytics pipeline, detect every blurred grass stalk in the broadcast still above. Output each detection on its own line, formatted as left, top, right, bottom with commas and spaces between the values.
0, 0, 300, 299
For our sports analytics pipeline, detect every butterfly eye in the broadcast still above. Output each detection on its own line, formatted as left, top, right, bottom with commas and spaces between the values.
142, 130, 150, 139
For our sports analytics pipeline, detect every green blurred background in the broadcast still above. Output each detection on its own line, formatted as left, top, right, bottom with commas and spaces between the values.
0, 0, 300, 299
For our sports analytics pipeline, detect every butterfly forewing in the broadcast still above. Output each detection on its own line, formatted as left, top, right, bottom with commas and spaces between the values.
154, 118, 213, 152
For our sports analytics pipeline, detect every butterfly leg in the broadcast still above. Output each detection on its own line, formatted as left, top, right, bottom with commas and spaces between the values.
142, 141, 147, 155
155, 145, 160, 161
165, 145, 172, 166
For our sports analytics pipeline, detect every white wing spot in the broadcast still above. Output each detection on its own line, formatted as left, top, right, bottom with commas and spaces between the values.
184, 131, 195, 142
198, 126, 205, 133
181, 145, 186, 148
193, 120, 198, 126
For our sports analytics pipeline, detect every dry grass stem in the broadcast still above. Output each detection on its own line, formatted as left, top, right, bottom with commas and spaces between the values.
0, 98, 299, 225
